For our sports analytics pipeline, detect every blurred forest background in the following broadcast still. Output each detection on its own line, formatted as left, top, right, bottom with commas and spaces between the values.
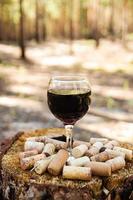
0, 0, 133, 143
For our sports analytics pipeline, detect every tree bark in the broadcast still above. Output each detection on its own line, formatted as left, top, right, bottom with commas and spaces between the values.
90, 0, 100, 47
109, 0, 115, 38
0, 129, 133, 200
35, 0, 40, 42
0, 4, 3, 41
94, 0, 100, 47
35, 0, 46, 42
122, 0, 128, 47
0, 129, 102, 200
73, 0, 80, 39
19, 0, 26, 59
69, 0, 74, 54
42, 2, 46, 41
60, 1, 66, 38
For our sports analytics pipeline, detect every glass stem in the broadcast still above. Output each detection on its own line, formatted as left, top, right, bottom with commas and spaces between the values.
65, 125, 73, 151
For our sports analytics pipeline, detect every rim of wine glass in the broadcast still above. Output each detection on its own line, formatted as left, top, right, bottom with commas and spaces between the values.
51, 74, 90, 82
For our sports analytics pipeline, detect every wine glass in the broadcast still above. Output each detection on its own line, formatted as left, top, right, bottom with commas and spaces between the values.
47, 75, 91, 151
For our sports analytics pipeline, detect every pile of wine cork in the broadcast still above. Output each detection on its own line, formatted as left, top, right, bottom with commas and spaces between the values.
19, 135, 133, 181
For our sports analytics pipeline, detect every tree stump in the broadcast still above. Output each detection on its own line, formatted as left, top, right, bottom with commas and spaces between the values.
0, 128, 133, 200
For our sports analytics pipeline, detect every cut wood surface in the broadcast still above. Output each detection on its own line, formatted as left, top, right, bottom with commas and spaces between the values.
0, 128, 102, 200
0, 128, 133, 200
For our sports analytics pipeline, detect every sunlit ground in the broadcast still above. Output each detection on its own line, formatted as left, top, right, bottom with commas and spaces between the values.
0, 39, 133, 143
0, 39, 133, 73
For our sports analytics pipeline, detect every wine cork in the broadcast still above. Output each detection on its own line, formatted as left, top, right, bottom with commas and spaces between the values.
104, 140, 119, 149
90, 138, 108, 145
105, 149, 125, 159
73, 140, 91, 148
86, 142, 103, 157
85, 147, 99, 157
45, 138, 67, 150
34, 155, 55, 175
48, 149, 69, 176
72, 144, 88, 158
19, 149, 38, 160
90, 151, 110, 162
113, 147, 132, 160
26, 136, 46, 142
20, 153, 46, 170
24, 141, 44, 153
106, 156, 126, 172
67, 156, 75, 165
93, 142, 103, 150
68, 156, 90, 167
85, 142, 102, 157
63, 165, 91, 181
26, 136, 67, 150
43, 143, 55, 156
85, 161, 111, 176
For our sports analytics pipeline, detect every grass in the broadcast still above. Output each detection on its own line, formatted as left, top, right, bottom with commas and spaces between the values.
0, 59, 15, 68
127, 33, 133, 41
82, 39, 96, 46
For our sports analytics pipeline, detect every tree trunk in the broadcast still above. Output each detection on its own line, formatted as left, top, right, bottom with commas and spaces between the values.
35, 0, 46, 42
69, 0, 74, 54
42, 2, 46, 41
122, 0, 128, 47
90, 0, 100, 47
60, 1, 66, 38
19, 0, 26, 59
35, 0, 40, 42
94, 0, 100, 47
73, 0, 80, 39
0, 129, 133, 200
0, 129, 102, 200
0, 4, 3, 41
109, 0, 115, 38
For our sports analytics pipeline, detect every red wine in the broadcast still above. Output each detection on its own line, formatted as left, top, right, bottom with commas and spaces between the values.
47, 89, 91, 125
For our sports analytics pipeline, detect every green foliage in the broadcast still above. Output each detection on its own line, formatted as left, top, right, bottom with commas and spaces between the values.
0, 0, 18, 24
127, 33, 133, 40
23, 0, 35, 19
45, 0, 64, 19
107, 97, 116, 109
0, 0, 13, 5
127, 99, 133, 107
123, 80, 129, 90
46, 1, 60, 19
100, 0, 110, 7
0, 0, 133, 41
